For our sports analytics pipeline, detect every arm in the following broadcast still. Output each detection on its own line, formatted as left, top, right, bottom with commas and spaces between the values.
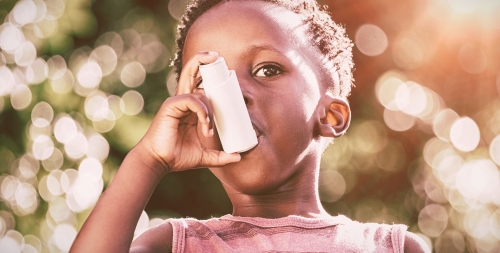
69, 147, 165, 253
69, 51, 240, 253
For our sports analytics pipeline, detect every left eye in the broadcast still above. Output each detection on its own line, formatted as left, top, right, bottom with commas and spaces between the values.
254, 64, 284, 78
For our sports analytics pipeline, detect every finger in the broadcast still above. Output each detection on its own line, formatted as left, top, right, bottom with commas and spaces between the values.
164, 94, 214, 137
191, 93, 214, 135
199, 149, 241, 168
176, 51, 219, 95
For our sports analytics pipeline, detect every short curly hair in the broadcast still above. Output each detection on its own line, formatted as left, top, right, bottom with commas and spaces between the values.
173, 0, 354, 98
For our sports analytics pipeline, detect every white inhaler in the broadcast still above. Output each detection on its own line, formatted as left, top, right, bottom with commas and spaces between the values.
199, 57, 258, 153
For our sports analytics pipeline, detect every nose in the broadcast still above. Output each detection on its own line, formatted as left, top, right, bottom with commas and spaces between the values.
237, 73, 254, 107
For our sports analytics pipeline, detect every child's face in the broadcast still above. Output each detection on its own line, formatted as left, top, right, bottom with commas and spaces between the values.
183, 1, 330, 193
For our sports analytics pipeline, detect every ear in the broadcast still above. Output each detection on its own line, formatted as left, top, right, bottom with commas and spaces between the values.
316, 97, 351, 138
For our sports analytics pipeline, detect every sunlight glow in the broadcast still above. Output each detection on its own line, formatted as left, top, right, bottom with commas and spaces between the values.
447, 0, 477, 14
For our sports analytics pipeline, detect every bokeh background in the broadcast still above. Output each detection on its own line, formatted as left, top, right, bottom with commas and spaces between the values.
0, 0, 499, 252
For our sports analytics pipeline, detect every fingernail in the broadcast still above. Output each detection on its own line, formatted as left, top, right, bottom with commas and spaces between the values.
209, 128, 214, 136
207, 51, 218, 56
206, 116, 210, 123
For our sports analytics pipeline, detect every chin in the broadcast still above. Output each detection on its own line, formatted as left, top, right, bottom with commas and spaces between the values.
210, 157, 289, 195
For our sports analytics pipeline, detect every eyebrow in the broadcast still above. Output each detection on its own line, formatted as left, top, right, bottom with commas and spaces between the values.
242, 44, 286, 59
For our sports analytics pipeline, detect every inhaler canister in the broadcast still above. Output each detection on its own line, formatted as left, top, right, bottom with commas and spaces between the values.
199, 57, 258, 153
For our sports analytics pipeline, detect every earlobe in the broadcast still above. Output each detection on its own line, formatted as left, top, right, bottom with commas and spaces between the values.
317, 97, 351, 138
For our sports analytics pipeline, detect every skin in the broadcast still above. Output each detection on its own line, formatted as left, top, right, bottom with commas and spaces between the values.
70, 1, 430, 253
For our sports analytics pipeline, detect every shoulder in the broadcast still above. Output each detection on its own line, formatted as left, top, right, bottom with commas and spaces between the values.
404, 231, 431, 253
130, 220, 173, 253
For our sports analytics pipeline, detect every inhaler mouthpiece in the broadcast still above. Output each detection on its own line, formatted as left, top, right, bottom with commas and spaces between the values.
199, 57, 258, 153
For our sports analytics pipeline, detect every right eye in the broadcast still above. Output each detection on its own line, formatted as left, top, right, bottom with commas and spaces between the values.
253, 63, 285, 78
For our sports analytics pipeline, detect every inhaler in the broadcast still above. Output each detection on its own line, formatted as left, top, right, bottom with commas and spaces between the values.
199, 57, 258, 153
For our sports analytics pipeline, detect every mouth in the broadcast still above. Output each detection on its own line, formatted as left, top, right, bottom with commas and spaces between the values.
252, 123, 262, 138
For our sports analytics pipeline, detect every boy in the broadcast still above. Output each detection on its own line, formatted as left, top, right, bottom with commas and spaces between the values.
70, 0, 430, 252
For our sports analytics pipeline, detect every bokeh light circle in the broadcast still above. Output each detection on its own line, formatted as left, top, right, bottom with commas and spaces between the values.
456, 159, 499, 202
86, 134, 110, 162
78, 157, 103, 183
25, 58, 48, 84
64, 132, 88, 159
42, 148, 63, 172
12, 0, 37, 26
0, 66, 16, 96
392, 33, 425, 70
490, 135, 500, 166
459, 43, 487, 74
418, 204, 448, 237
77, 60, 102, 89
168, 0, 191, 21
53, 224, 77, 252
0, 23, 25, 52
122, 90, 144, 115
10, 85, 32, 110
319, 169, 346, 202
383, 107, 415, 131
395, 81, 427, 116
14, 41, 37, 67
54, 116, 77, 144
31, 101, 54, 128
375, 75, 405, 111
355, 24, 388, 56
90, 45, 117, 76
433, 109, 459, 142
450, 117, 480, 152
47, 55, 67, 80
32, 135, 54, 160
121, 61, 146, 88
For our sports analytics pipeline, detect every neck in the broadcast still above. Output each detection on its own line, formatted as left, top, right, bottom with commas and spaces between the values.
225, 174, 329, 218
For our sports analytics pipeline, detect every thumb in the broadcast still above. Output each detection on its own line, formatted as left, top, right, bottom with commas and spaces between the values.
199, 149, 241, 167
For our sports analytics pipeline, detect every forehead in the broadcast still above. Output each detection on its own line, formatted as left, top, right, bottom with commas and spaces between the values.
183, 1, 319, 62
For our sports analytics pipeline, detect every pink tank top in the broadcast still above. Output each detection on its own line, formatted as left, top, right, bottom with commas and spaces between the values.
168, 214, 407, 252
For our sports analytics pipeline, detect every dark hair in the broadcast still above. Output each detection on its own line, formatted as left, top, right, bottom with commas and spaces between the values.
173, 0, 354, 98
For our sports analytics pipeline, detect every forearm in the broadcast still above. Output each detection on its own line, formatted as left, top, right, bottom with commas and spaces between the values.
70, 146, 165, 253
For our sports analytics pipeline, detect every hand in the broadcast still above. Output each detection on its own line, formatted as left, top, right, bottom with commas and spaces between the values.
136, 51, 241, 175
